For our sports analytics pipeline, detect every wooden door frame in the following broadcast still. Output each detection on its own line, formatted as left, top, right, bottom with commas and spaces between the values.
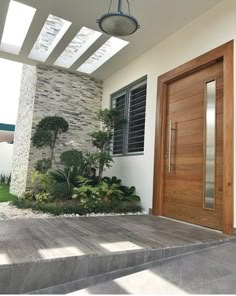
152, 41, 234, 235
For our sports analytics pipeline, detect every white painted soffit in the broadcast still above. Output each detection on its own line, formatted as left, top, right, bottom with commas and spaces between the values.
0, 0, 222, 79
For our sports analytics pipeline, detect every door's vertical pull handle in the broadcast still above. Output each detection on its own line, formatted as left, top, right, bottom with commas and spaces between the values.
168, 119, 172, 173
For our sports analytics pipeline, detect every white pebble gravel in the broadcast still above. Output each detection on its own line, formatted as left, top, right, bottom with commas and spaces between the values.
60, 211, 147, 218
0, 202, 53, 220
0, 202, 147, 220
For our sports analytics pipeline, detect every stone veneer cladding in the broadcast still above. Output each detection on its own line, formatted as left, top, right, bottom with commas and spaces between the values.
11, 65, 37, 195
11, 64, 103, 196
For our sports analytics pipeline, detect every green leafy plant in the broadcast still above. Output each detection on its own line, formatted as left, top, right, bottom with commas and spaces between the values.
31, 116, 69, 163
31, 171, 55, 194
21, 190, 35, 201
13, 186, 142, 216
35, 192, 51, 203
60, 150, 86, 175
82, 152, 98, 178
102, 176, 122, 186
89, 109, 126, 182
73, 176, 97, 201
99, 181, 123, 200
52, 182, 73, 200
72, 176, 141, 212
34, 158, 52, 174
73, 185, 98, 201
49, 166, 80, 194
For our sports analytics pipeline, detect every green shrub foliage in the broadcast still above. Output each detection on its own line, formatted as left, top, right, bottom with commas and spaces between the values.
13, 198, 142, 216
31, 171, 55, 195
32, 116, 69, 162
52, 182, 73, 200
73, 177, 141, 211
34, 158, 52, 174
49, 166, 79, 190
60, 150, 84, 168
19, 175, 142, 215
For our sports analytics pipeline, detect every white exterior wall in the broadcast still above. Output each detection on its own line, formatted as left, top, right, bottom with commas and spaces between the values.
102, 0, 236, 222
0, 143, 13, 175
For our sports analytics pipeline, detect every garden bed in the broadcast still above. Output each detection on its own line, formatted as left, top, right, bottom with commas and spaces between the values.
17, 111, 143, 219
0, 200, 146, 220
12, 198, 143, 216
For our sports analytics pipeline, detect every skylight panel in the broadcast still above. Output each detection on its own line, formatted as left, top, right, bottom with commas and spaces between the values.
28, 14, 71, 62
54, 27, 102, 68
77, 37, 129, 74
0, 1, 36, 55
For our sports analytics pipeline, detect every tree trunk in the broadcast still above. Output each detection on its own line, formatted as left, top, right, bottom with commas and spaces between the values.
50, 131, 58, 165
98, 161, 104, 183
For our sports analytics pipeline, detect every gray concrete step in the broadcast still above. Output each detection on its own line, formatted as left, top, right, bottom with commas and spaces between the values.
29, 240, 234, 294
71, 243, 236, 295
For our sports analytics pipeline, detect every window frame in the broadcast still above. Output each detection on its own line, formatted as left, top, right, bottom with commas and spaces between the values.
110, 75, 147, 157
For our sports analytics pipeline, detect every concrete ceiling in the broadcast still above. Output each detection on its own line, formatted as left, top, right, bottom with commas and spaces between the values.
0, 0, 221, 80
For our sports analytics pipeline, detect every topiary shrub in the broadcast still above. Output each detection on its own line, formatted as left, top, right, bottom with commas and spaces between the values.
60, 150, 84, 168
32, 116, 69, 163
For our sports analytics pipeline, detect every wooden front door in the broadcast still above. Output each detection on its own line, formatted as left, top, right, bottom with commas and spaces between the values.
162, 60, 223, 230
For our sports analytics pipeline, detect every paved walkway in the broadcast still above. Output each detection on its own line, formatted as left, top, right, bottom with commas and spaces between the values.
76, 243, 236, 294
0, 215, 230, 265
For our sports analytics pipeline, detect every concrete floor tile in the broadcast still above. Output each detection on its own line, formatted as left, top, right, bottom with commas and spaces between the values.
190, 273, 236, 294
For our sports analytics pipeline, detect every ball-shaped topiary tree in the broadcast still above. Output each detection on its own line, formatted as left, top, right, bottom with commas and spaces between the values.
32, 116, 69, 164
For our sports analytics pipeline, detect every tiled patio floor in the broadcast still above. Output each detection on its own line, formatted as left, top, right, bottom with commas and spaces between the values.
0, 215, 231, 265
0, 215, 234, 294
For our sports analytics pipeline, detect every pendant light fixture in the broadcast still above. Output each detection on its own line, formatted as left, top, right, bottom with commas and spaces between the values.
97, 0, 140, 37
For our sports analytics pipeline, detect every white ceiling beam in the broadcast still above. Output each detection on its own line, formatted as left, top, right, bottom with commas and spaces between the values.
0, 0, 10, 44
19, 10, 49, 59
69, 35, 109, 72
45, 24, 83, 65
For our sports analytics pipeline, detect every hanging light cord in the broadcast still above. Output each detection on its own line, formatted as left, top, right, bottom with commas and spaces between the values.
127, 0, 131, 15
108, 0, 112, 13
108, 0, 131, 15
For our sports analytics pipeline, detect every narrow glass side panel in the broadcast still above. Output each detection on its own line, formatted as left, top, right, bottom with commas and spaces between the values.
204, 80, 216, 209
